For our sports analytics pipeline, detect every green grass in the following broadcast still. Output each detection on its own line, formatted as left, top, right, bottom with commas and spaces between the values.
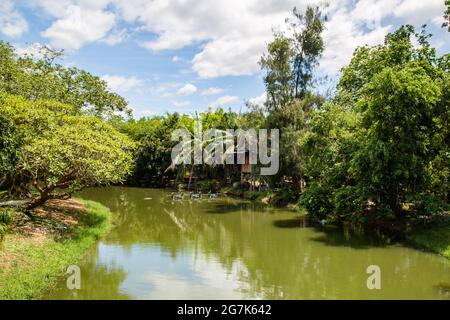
407, 219, 450, 259
0, 199, 112, 299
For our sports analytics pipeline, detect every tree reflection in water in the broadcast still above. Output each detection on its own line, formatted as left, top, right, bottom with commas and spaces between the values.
43, 187, 450, 300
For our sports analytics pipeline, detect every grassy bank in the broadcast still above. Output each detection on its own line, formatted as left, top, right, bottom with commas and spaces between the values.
0, 199, 112, 299
407, 219, 450, 259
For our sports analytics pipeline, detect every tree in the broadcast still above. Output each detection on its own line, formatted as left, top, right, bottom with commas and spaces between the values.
301, 25, 449, 231
300, 102, 362, 221
0, 41, 130, 117
260, 36, 293, 111
260, 5, 326, 192
351, 64, 441, 215
260, 6, 326, 110
0, 93, 136, 211
289, 6, 326, 99
0, 114, 21, 187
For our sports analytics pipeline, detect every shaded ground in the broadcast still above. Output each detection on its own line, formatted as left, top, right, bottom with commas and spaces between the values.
407, 220, 450, 259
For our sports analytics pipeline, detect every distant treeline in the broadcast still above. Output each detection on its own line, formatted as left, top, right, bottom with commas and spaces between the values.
1, 5, 449, 234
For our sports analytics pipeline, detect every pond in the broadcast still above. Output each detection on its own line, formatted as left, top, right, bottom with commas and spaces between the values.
42, 187, 450, 299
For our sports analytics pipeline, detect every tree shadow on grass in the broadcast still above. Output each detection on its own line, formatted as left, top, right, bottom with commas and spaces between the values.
9, 199, 89, 242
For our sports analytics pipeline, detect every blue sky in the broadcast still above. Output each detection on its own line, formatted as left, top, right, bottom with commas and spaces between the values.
0, 0, 448, 118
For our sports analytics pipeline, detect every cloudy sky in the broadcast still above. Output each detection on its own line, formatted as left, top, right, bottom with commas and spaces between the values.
0, 0, 448, 118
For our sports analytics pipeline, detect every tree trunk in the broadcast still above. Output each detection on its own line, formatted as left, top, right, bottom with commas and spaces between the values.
24, 191, 50, 211
292, 174, 304, 193
187, 165, 194, 190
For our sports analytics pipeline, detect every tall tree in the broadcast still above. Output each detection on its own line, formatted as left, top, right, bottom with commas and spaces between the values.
290, 6, 326, 99
260, 5, 326, 192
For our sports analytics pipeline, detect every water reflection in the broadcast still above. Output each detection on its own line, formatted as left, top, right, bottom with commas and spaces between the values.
43, 187, 450, 300
46, 246, 132, 300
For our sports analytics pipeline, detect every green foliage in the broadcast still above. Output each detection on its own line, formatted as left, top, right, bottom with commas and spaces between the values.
113, 113, 191, 186
351, 64, 441, 212
0, 92, 136, 208
416, 195, 450, 217
0, 208, 14, 241
0, 224, 6, 241
269, 188, 298, 206
112, 108, 246, 187
0, 113, 22, 183
407, 214, 450, 259
298, 182, 332, 220
260, 36, 293, 109
300, 25, 449, 233
0, 41, 129, 117
260, 5, 326, 191
260, 5, 326, 110
0, 208, 13, 225
289, 6, 326, 99
0, 208, 13, 241
443, 0, 450, 31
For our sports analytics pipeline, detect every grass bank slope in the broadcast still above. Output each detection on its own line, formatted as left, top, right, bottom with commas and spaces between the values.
0, 199, 112, 299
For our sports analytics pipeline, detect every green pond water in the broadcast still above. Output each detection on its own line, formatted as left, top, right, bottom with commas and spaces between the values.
42, 187, 450, 300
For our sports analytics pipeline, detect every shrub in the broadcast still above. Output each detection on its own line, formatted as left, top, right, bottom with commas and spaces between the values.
271, 188, 298, 206
0, 208, 13, 225
332, 186, 366, 221
416, 195, 449, 217
298, 183, 333, 220
0, 208, 14, 241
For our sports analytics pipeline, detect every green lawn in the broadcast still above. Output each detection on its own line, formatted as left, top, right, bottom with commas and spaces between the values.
0, 200, 112, 299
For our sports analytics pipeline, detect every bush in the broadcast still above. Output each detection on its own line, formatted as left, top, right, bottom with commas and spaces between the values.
196, 180, 220, 192
244, 191, 266, 201
271, 188, 298, 206
332, 186, 366, 221
0, 208, 13, 225
298, 183, 333, 220
416, 195, 449, 216
0, 208, 14, 241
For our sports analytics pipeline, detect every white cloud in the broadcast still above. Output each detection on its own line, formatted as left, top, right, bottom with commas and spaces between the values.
172, 100, 191, 108
113, 0, 298, 78
201, 87, 224, 96
11, 0, 448, 78
0, 0, 28, 37
114, 0, 449, 78
394, 0, 445, 27
101, 75, 144, 93
101, 29, 128, 46
319, 7, 393, 74
111, 0, 400, 78
177, 83, 197, 95
40, 2, 116, 50
211, 95, 240, 107
149, 82, 180, 98
248, 92, 267, 106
